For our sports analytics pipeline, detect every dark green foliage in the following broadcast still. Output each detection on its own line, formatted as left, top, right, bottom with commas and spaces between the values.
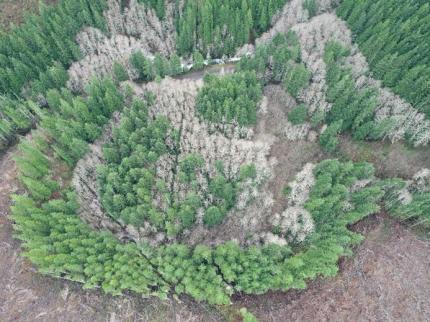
283, 63, 311, 98
179, 153, 204, 183
137, 0, 166, 20
196, 71, 262, 127
27, 62, 69, 98
130, 51, 185, 81
337, 0, 430, 117
130, 51, 155, 81
319, 121, 342, 152
203, 206, 225, 227
0, 97, 38, 151
0, 0, 107, 97
322, 41, 393, 144
98, 95, 250, 235
153, 53, 170, 78
169, 53, 183, 76
310, 110, 325, 128
41, 78, 124, 166
98, 97, 175, 227
176, 0, 289, 57
192, 51, 205, 70
239, 164, 257, 181
303, 0, 318, 18
113, 62, 129, 82
0, 1, 108, 152
238, 31, 310, 98
288, 104, 308, 125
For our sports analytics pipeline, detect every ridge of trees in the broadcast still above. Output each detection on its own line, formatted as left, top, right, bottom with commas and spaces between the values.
337, 0, 430, 118
176, 0, 289, 57
319, 41, 394, 152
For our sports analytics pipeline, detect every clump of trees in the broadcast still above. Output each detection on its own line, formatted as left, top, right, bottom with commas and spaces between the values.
378, 171, 430, 230
0, 97, 39, 151
303, 0, 318, 18
0, 0, 108, 152
320, 41, 393, 151
238, 32, 311, 99
40, 78, 124, 166
176, 0, 289, 57
129, 51, 185, 82
196, 71, 262, 127
0, 0, 107, 97
98, 94, 258, 237
135, 0, 166, 20
337, 0, 430, 118
11, 78, 174, 301
288, 104, 308, 125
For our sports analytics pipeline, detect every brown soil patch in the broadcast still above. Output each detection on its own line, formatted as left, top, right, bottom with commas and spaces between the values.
338, 136, 430, 179
0, 0, 57, 31
234, 213, 430, 322
258, 85, 324, 214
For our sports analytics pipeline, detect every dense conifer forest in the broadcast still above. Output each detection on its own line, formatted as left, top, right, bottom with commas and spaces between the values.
0, 0, 429, 320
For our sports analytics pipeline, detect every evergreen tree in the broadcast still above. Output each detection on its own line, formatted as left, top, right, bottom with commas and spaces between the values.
192, 51, 205, 70
113, 61, 129, 82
